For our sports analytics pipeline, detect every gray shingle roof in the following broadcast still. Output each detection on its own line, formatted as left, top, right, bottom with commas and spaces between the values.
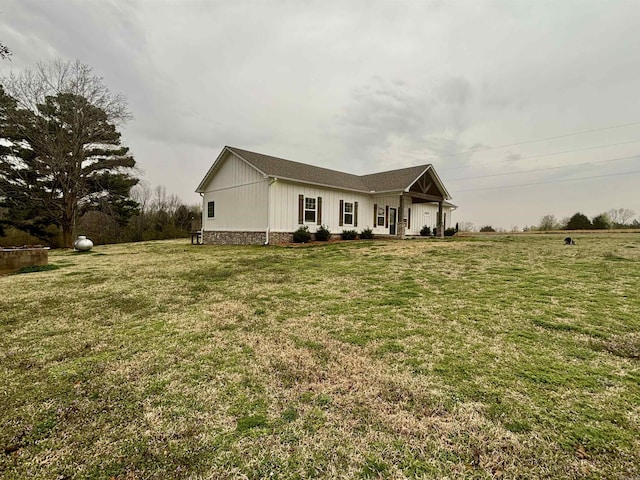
359, 165, 432, 192
197, 146, 450, 199
228, 147, 371, 191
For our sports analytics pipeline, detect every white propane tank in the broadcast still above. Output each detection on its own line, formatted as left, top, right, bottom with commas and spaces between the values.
74, 235, 94, 252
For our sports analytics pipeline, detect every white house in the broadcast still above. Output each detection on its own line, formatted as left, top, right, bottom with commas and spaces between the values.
195, 146, 456, 244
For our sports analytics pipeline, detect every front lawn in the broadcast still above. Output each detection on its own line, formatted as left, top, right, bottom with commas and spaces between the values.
1, 234, 638, 479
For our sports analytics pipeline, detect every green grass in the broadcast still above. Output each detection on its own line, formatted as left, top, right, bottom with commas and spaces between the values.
1, 234, 639, 479
12, 264, 61, 274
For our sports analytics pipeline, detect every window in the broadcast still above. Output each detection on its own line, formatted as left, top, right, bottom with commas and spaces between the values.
377, 206, 385, 227
304, 197, 316, 223
344, 202, 354, 225
299, 195, 322, 225
207, 201, 215, 218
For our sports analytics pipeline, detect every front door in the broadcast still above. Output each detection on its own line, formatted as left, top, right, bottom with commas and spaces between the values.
389, 208, 397, 235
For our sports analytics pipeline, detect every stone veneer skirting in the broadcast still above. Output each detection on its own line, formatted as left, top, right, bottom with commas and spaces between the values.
203, 231, 265, 245
202, 231, 300, 245
201, 230, 430, 245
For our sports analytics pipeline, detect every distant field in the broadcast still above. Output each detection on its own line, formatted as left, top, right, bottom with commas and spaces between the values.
1, 234, 639, 479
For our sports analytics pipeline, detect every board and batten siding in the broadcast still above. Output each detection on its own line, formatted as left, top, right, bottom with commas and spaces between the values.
369, 196, 453, 236
201, 152, 269, 231
269, 180, 373, 233
370, 195, 402, 235
405, 201, 453, 235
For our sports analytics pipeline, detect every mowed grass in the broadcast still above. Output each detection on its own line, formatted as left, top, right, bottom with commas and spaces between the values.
1, 234, 639, 479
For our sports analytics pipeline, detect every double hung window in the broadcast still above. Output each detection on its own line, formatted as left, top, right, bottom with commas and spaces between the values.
377, 206, 385, 227
344, 202, 354, 225
304, 197, 316, 223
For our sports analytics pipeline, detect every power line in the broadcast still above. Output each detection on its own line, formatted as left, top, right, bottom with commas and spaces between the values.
444, 154, 640, 182
462, 121, 640, 151
431, 120, 640, 161
438, 140, 640, 172
455, 170, 640, 193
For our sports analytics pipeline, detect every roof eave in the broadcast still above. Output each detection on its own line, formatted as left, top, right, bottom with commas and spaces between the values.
427, 165, 452, 200
227, 147, 269, 177
195, 146, 268, 193
371, 189, 406, 196
195, 146, 231, 193
273, 176, 371, 194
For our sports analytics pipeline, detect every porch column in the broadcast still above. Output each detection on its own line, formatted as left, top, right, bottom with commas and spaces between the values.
437, 201, 444, 238
398, 194, 406, 238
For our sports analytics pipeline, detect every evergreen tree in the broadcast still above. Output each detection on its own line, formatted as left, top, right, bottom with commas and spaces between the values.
591, 213, 611, 230
0, 87, 138, 246
566, 212, 592, 230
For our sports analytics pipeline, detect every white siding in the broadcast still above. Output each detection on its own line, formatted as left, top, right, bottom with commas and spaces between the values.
405, 201, 453, 235
270, 180, 373, 234
201, 152, 269, 231
370, 195, 401, 235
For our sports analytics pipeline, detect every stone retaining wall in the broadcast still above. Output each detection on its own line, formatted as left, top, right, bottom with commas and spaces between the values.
0, 248, 49, 275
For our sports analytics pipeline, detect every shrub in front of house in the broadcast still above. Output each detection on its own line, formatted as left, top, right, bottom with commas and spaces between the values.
315, 225, 331, 241
360, 228, 374, 239
293, 226, 312, 243
341, 229, 358, 240
444, 228, 456, 237
420, 225, 431, 236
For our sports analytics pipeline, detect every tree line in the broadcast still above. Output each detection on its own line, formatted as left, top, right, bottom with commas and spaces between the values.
455, 208, 637, 234
0, 58, 199, 247
538, 209, 638, 231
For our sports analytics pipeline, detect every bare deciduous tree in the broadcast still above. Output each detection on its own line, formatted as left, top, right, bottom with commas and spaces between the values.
607, 208, 636, 226
0, 42, 11, 60
456, 221, 475, 232
539, 214, 557, 231
3, 58, 130, 123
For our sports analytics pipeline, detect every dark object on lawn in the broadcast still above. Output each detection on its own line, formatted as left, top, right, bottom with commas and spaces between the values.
564, 237, 576, 245
4, 444, 22, 454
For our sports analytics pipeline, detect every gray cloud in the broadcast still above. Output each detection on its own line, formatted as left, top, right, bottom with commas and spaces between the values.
336, 76, 474, 170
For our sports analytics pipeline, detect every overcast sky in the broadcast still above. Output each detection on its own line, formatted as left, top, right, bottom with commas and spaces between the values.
2, 0, 640, 229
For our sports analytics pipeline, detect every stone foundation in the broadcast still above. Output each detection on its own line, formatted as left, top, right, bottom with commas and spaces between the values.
0, 247, 49, 275
201, 230, 410, 245
202, 231, 267, 245
202, 231, 315, 245
201, 231, 312, 245
268, 232, 294, 244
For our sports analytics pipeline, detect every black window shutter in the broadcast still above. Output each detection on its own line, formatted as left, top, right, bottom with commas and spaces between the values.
385, 206, 389, 228
373, 203, 377, 227
298, 194, 304, 224
354, 201, 358, 227
317, 197, 322, 225
339, 200, 344, 226
408, 208, 411, 229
